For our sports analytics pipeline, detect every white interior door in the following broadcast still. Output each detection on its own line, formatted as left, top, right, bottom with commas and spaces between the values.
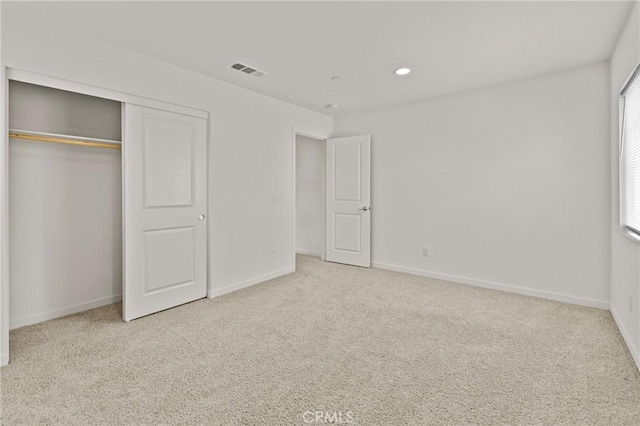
123, 104, 207, 321
325, 135, 371, 267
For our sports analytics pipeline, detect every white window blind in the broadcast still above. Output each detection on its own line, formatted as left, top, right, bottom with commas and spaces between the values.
621, 66, 640, 237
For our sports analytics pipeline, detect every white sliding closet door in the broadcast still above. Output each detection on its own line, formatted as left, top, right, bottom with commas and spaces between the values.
123, 105, 207, 321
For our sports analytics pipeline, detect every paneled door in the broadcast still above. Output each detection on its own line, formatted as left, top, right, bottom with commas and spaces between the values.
325, 135, 371, 267
123, 104, 207, 321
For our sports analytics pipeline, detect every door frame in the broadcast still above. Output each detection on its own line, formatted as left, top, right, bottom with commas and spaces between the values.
0, 68, 210, 365
291, 129, 327, 269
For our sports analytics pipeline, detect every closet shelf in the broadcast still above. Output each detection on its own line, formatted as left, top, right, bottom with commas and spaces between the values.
8, 129, 122, 150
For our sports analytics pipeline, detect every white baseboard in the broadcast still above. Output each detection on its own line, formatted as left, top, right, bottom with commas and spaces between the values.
296, 249, 322, 257
10, 294, 122, 330
371, 261, 609, 310
208, 267, 295, 299
610, 305, 640, 372
1, 352, 8, 367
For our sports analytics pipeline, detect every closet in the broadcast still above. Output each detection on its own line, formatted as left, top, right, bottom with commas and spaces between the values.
5, 74, 209, 336
9, 81, 123, 329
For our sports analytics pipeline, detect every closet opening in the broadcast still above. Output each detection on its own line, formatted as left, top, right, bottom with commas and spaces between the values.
295, 133, 326, 264
8, 80, 123, 330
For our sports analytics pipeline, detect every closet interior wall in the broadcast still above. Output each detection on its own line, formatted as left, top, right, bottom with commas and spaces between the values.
8, 81, 122, 329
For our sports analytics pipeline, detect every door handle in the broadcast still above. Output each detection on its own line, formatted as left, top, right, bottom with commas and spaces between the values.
199, 214, 206, 221
358, 206, 370, 212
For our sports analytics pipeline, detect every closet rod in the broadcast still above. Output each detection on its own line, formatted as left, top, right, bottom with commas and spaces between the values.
8, 130, 122, 150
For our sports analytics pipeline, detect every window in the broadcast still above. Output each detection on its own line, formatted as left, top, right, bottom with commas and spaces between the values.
620, 65, 640, 240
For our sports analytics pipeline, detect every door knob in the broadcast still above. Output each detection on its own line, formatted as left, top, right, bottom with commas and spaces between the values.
199, 214, 205, 221
358, 206, 370, 212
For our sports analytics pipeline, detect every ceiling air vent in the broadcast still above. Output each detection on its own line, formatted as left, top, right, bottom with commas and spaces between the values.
229, 62, 269, 78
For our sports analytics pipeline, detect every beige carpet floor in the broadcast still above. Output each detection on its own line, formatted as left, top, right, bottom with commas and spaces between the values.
1, 254, 639, 425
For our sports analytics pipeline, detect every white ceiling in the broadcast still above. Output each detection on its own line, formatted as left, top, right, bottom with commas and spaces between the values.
3, 1, 635, 114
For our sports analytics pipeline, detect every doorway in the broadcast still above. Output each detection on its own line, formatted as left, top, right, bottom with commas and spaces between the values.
295, 134, 326, 261
292, 132, 372, 270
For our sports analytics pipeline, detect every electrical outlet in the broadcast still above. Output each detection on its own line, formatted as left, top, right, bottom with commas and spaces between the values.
270, 248, 276, 258
422, 247, 430, 257
629, 295, 634, 312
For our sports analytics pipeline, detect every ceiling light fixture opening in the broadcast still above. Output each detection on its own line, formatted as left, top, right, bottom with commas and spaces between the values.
394, 67, 411, 76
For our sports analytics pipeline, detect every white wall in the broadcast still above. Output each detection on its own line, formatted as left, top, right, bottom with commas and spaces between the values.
610, 3, 640, 370
9, 140, 122, 328
0, 11, 332, 361
9, 81, 122, 141
334, 62, 611, 308
296, 135, 324, 257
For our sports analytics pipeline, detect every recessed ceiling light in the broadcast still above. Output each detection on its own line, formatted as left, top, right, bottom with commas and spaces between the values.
324, 104, 340, 109
394, 67, 411, 76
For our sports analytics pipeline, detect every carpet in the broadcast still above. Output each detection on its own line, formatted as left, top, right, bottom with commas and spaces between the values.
1, 254, 639, 425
